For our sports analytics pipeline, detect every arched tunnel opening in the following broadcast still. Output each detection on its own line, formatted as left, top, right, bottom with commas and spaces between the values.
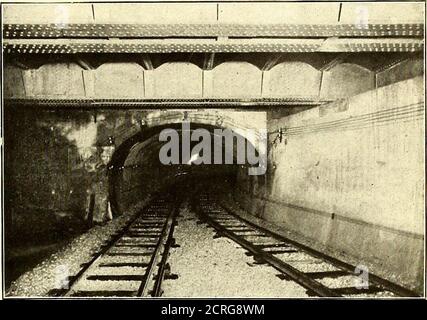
2, 1, 424, 298
3, 99, 424, 297
3, 107, 272, 292
108, 122, 263, 219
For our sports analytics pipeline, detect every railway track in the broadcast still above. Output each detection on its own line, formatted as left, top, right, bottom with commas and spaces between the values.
47, 191, 419, 298
195, 194, 420, 298
54, 196, 180, 297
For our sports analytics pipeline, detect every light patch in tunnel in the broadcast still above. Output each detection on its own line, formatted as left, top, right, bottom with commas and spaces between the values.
40, 116, 104, 171
56, 119, 98, 153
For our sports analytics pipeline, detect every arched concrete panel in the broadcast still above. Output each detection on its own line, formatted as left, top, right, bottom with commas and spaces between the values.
377, 58, 424, 88
93, 63, 145, 98
320, 63, 375, 99
21, 63, 85, 97
5, 60, 385, 100
209, 62, 262, 98
144, 62, 202, 98
263, 61, 322, 98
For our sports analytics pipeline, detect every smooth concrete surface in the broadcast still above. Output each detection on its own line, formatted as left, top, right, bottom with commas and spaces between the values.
4, 3, 423, 25
235, 77, 424, 292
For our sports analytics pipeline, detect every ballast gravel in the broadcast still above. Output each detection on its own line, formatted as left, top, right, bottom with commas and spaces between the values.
162, 204, 309, 297
6, 202, 148, 297
7, 197, 401, 298
71, 279, 140, 292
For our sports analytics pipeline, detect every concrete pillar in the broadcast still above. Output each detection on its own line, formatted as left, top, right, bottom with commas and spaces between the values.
82, 70, 95, 97
144, 70, 155, 98
203, 70, 214, 97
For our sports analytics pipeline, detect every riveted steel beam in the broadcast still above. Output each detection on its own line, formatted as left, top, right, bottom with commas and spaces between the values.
3, 23, 424, 39
3, 38, 423, 54
2, 38, 324, 54
4, 97, 332, 109
318, 38, 423, 53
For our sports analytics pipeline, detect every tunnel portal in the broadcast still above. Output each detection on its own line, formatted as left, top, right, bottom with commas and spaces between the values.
2, 2, 425, 298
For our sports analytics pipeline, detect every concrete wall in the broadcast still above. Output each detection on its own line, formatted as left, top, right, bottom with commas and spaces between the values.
263, 62, 321, 98
235, 76, 424, 292
320, 63, 375, 99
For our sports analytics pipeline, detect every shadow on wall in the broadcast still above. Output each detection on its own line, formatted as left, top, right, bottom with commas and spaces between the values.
3, 106, 117, 286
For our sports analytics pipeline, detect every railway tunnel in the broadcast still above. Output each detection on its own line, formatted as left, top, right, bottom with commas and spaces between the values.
2, 2, 425, 298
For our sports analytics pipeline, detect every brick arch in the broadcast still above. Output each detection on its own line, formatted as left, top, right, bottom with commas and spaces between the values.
110, 110, 266, 159
108, 116, 265, 215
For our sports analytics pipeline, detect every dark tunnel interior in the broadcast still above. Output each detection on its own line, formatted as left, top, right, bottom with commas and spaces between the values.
110, 122, 261, 216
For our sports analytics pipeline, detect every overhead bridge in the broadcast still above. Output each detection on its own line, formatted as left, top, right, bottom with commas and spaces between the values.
2, 2, 424, 298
